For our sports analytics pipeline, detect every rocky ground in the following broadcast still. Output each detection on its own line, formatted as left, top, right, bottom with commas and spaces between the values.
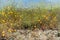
4, 29, 60, 40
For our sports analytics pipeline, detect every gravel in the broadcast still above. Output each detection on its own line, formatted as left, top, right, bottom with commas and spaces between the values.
3, 29, 60, 40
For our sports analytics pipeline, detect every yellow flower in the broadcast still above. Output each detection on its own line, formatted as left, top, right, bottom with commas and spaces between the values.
2, 20, 5, 23
34, 26, 36, 28
45, 17, 48, 20
10, 11, 13, 14
15, 15, 16, 16
2, 31, 5, 34
2, 34, 5, 36
50, 24, 53, 26
54, 17, 56, 18
8, 6, 10, 10
14, 29, 16, 32
40, 21, 42, 23
2, 12, 5, 16
8, 12, 10, 14
5, 15, 7, 17
8, 29, 12, 33
38, 20, 40, 22
47, 14, 50, 16
2, 31, 5, 36
8, 11, 13, 14
51, 20, 53, 22
0, 12, 1, 14
53, 17, 57, 21
43, 15, 46, 18
20, 16, 23, 18
20, 16, 22, 17
9, 20, 11, 22
20, 19, 21, 21
43, 15, 48, 20
11, 23, 13, 26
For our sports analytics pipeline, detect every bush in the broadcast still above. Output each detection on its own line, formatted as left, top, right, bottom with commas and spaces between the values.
0, 6, 58, 31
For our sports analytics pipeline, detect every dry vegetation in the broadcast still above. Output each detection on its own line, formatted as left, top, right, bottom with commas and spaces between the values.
0, 6, 58, 32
